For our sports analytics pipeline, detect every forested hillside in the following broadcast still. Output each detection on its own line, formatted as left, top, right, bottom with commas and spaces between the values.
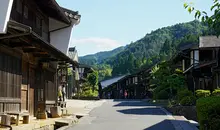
80, 20, 211, 81
79, 46, 125, 65
79, 46, 125, 81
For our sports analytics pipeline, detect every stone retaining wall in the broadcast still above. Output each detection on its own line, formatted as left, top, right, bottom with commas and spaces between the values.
166, 106, 197, 121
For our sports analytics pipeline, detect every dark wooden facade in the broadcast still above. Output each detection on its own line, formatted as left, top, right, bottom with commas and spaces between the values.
0, 0, 77, 116
108, 68, 152, 99
174, 42, 220, 93
10, 0, 50, 42
0, 46, 22, 113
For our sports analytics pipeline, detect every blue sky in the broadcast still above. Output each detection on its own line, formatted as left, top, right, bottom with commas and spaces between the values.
57, 0, 212, 56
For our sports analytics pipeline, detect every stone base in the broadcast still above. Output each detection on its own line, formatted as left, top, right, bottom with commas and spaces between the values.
36, 112, 48, 119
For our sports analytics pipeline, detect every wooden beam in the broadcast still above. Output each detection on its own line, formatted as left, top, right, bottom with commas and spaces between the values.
22, 47, 43, 53
39, 57, 58, 62
0, 98, 21, 103
33, 52, 50, 57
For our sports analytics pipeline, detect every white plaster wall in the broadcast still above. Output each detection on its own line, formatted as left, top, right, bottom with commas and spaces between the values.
68, 50, 78, 62
0, 0, 14, 34
182, 59, 185, 71
72, 51, 79, 62
194, 50, 199, 64
50, 25, 74, 55
49, 18, 68, 31
190, 51, 194, 65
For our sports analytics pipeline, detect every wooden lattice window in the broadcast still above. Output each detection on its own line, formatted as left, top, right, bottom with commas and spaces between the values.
24, 6, 28, 19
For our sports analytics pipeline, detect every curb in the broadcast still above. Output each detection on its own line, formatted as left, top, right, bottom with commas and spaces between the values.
160, 107, 199, 130
159, 107, 184, 130
57, 126, 70, 130
159, 107, 183, 130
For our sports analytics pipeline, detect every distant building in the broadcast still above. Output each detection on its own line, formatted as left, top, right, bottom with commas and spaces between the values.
100, 75, 127, 89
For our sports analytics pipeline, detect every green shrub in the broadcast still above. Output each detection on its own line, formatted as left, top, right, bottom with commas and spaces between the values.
157, 90, 169, 99
196, 90, 211, 98
180, 96, 196, 106
177, 89, 193, 101
212, 89, 220, 96
196, 96, 220, 130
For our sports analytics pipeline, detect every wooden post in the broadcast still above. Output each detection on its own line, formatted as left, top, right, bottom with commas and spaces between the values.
16, 115, 19, 126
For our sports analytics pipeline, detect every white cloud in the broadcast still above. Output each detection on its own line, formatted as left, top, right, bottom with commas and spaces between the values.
71, 37, 121, 49
70, 37, 122, 56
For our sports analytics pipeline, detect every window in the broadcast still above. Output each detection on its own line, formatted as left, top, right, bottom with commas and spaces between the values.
135, 77, 138, 83
36, 16, 41, 29
38, 89, 44, 101
16, 0, 22, 14
42, 20, 49, 41
24, 6, 28, 19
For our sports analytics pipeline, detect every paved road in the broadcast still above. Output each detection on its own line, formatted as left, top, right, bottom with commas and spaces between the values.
66, 100, 176, 130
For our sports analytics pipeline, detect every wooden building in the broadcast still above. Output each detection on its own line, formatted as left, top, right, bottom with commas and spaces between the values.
173, 36, 220, 93
0, 0, 80, 117
107, 66, 153, 99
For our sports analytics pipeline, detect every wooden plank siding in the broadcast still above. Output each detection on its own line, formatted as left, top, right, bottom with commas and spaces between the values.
44, 70, 57, 111
0, 0, 64, 116
0, 50, 22, 112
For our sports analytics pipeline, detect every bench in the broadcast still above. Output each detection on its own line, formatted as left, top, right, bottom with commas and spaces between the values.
6, 112, 30, 126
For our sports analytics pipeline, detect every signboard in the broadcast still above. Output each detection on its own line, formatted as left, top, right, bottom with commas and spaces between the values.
0, 0, 13, 34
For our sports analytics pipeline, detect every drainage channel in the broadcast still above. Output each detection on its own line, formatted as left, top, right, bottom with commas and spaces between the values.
54, 115, 84, 130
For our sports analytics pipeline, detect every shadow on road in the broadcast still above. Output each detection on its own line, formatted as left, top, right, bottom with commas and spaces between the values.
144, 119, 194, 130
113, 100, 161, 107
113, 99, 142, 102
117, 107, 166, 115
144, 119, 176, 130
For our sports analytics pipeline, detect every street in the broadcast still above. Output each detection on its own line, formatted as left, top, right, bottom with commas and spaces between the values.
66, 100, 175, 130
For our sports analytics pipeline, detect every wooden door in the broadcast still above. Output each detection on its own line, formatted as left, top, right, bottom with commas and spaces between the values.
21, 60, 28, 112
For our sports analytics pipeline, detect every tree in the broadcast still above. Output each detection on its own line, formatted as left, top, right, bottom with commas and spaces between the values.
87, 71, 99, 92
184, 0, 218, 35
150, 61, 186, 99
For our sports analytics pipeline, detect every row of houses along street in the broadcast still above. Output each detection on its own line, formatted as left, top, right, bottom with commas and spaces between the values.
100, 36, 220, 99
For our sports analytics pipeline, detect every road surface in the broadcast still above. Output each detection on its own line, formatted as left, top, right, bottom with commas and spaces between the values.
66, 100, 176, 130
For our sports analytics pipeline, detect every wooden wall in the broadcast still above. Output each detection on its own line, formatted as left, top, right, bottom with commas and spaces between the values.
0, 50, 22, 112
45, 70, 56, 102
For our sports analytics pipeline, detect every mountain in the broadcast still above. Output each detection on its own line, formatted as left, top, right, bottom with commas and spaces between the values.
106, 20, 210, 76
79, 46, 125, 65
79, 20, 211, 81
